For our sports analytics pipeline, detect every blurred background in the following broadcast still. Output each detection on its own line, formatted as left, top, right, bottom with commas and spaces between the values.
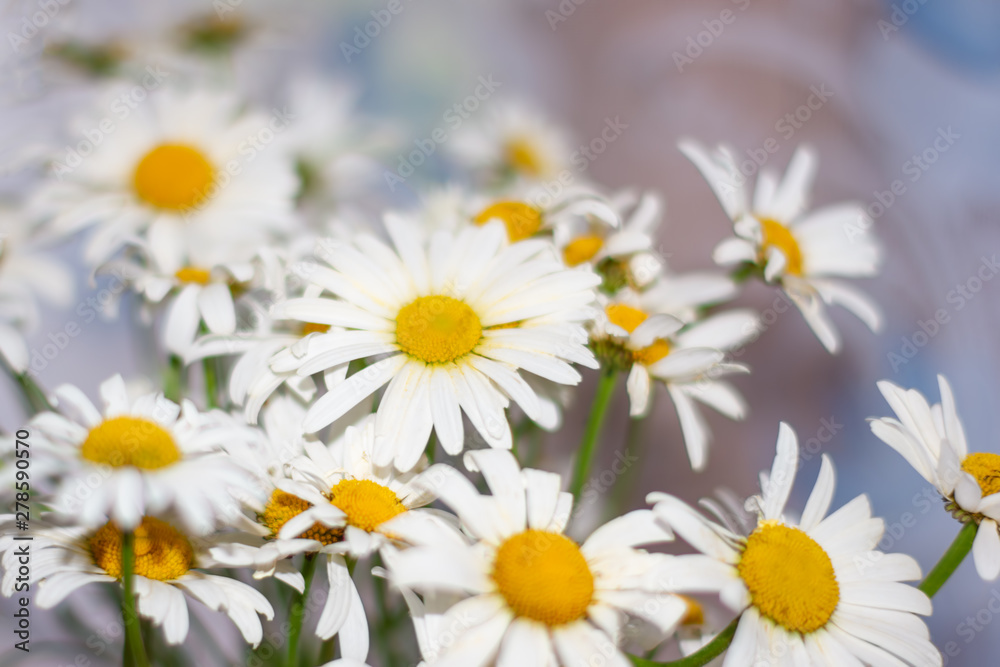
2, 0, 1000, 664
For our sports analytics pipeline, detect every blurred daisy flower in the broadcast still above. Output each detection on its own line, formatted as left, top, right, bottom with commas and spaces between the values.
871, 375, 1000, 580
450, 100, 573, 184
389, 449, 686, 666
650, 423, 939, 667
265, 217, 600, 470
0, 513, 273, 646
33, 374, 262, 534
0, 209, 74, 374
591, 291, 756, 470
681, 141, 881, 353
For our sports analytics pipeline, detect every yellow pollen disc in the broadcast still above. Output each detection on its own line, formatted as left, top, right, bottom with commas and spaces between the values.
80, 416, 182, 470
474, 201, 544, 242
504, 137, 544, 177
260, 490, 343, 546
759, 218, 804, 276
300, 322, 331, 336
679, 595, 706, 626
962, 453, 1000, 496
329, 479, 407, 532
563, 235, 604, 266
89, 517, 193, 581
634, 339, 671, 366
174, 266, 212, 285
133, 143, 215, 211
492, 530, 594, 626
605, 303, 648, 334
395, 295, 482, 364
738, 521, 839, 633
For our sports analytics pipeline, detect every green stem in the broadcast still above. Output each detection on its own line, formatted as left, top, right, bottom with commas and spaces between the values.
15, 373, 53, 414
372, 553, 401, 667
287, 555, 318, 667
203, 357, 219, 409
918, 521, 978, 597
122, 532, 150, 667
164, 354, 183, 402
607, 415, 645, 520
629, 617, 740, 667
569, 369, 618, 500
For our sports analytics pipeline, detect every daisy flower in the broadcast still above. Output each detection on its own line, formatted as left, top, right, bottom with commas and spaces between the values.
680, 141, 882, 353
388, 449, 686, 666
553, 190, 664, 290
449, 100, 573, 183
32, 374, 263, 534
0, 209, 74, 374
0, 514, 273, 646
265, 216, 600, 470
650, 423, 940, 667
237, 412, 458, 654
591, 291, 756, 470
870, 374, 1000, 580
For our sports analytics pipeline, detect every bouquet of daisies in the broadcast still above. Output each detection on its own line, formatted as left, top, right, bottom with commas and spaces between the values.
0, 5, 990, 667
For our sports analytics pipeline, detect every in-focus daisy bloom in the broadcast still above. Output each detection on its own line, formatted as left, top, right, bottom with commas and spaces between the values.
266, 216, 600, 470
225, 413, 457, 655
33, 374, 262, 534
650, 423, 940, 667
871, 374, 1000, 580
0, 515, 273, 646
35, 85, 298, 274
591, 293, 756, 470
680, 141, 882, 353
389, 450, 686, 666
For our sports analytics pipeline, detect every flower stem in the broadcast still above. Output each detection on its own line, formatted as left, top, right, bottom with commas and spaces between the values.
629, 617, 740, 667
163, 354, 183, 402
122, 531, 150, 667
607, 415, 645, 520
287, 555, 318, 667
203, 357, 219, 409
918, 521, 978, 597
569, 368, 618, 500
15, 372, 53, 414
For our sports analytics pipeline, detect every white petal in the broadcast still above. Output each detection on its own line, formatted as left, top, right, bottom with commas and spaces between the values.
973, 519, 1000, 581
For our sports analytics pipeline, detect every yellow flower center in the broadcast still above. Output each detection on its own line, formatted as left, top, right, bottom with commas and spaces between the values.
605, 304, 671, 365
89, 517, 194, 581
759, 218, 803, 276
680, 595, 706, 626
260, 489, 343, 546
133, 143, 215, 211
474, 201, 544, 242
961, 453, 1000, 497
174, 266, 212, 285
80, 416, 182, 470
492, 530, 594, 626
329, 479, 407, 532
395, 295, 482, 364
563, 235, 604, 266
300, 322, 331, 336
738, 521, 839, 633
504, 137, 544, 177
